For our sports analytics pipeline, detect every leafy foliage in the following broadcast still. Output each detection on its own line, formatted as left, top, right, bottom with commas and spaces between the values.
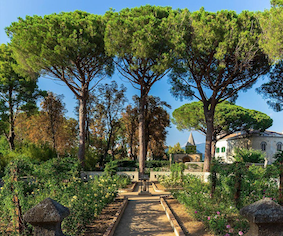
170, 8, 270, 171
90, 81, 127, 165
40, 92, 67, 152
120, 105, 139, 159
15, 112, 78, 156
145, 160, 170, 168
105, 5, 180, 76
168, 142, 185, 154
257, 1, 283, 112
273, 150, 283, 204
6, 11, 114, 163
257, 61, 283, 111
233, 148, 265, 163
172, 101, 273, 140
158, 163, 185, 188
259, 1, 283, 61
105, 5, 180, 172
104, 160, 118, 176
160, 163, 278, 235
120, 96, 171, 160
0, 157, 120, 235
0, 44, 45, 150
143, 96, 171, 158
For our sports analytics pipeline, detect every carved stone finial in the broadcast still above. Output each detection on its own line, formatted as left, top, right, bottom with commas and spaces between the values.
24, 198, 70, 236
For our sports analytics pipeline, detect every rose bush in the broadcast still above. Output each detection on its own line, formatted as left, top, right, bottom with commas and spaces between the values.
0, 157, 125, 235
159, 163, 279, 235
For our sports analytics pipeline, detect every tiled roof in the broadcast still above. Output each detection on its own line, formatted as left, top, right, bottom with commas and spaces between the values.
219, 130, 283, 140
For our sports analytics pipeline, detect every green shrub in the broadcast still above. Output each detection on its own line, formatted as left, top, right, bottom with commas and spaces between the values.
84, 148, 100, 171
160, 161, 279, 235
145, 160, 170, 168
171, 174, 249, 236
233, 148, 265, 163
167, 142, 185, 154
20, 143, 57, 161
158, 163, 185, 188
104, 160, 118, 176
116, 160, 137, 168
115, 174, 131, 188
0, 157, 120, 235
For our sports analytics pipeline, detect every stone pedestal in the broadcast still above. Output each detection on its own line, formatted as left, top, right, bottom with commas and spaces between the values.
24, 198, 70, 236
138, 174, 151, 195
240, 198, 283, 236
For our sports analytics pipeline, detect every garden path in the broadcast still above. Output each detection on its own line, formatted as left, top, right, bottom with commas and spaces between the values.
114, 183, 174, 236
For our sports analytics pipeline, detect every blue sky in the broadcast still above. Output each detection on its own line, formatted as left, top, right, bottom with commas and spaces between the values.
1, 0, 281, 147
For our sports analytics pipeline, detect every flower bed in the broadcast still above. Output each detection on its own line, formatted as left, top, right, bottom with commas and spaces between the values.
0, 157, 129, 235
84, 196, 127, 236
164, 196, 212, 236
159, 162, 279, 236
169, 175, 248, 236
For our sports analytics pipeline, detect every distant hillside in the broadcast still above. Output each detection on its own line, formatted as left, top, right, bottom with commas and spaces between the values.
196, 143, 205, 155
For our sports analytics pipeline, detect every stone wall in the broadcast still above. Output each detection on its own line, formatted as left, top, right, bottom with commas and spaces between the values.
172, 153, 202, 163
150, 171, 210, 182
82, 171, 139, 182
82, 170, 210, 183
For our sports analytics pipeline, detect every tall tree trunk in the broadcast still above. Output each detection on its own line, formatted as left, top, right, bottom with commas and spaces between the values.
8, 118, 15, 150
50, 114, 57, 153
78, 93, 86, 167
103, 127, 113, 163
144, 101, 149, 162
234, 162, 242, 209
12, 167, 24, 234
203, 106, 215, 172
130, 133, 133, 160
8, 88, 15, 150
85, 115, 90, 146
211, 140, 216, 158
210, 138, 217, 196
51, 127, 56, 151
279, 162, 283, 205
139, 91, 146, 176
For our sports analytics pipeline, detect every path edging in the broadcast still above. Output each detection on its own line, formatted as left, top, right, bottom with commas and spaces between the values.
160, 196, 186, 236
118, 182, 137, 193
152, 182, 166, 192
103, 196, 128, 236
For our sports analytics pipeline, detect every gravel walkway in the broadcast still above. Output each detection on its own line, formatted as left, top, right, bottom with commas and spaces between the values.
114, 183, 174, 236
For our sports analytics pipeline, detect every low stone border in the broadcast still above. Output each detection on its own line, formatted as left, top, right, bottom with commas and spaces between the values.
152, 182, 181, 192
152, 182, 168, 192
118, 182, 137, 193
160, 196, 185, 236
103, 196, 128, 236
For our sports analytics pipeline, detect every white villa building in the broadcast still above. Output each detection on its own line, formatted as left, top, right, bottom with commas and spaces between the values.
215, 130, 283, 164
